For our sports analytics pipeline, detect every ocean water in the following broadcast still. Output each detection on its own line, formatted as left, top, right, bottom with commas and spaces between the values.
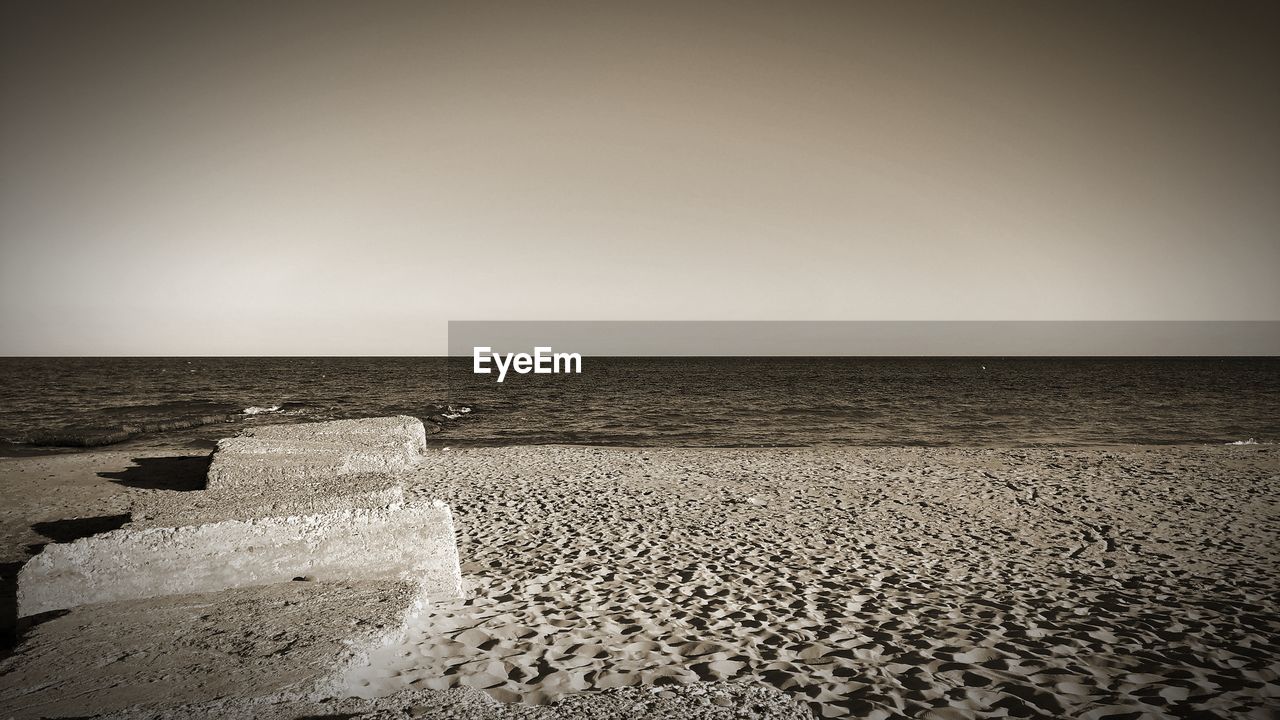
0, 357, 1276, 454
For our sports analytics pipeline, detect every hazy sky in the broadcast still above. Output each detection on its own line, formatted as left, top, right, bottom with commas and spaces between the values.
2, 1, 1278, 355
449, 322, 1280, 357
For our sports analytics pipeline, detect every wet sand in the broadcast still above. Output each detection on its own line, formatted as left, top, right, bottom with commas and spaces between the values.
3, 444, 1278, 719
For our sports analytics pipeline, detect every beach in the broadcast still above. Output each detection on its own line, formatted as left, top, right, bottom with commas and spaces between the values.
3, 443, 1276, 718
3, 0, 1278, 714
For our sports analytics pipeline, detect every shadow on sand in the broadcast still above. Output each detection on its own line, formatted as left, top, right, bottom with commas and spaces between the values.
4, 455, 211, 655
3, 513, 132, 656
98, 455, 211, 492
29, 514, 132, 546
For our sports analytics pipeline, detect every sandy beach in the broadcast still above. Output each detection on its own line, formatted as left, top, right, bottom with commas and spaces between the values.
3, 0, 1278, 714
3, 443, 1276, 718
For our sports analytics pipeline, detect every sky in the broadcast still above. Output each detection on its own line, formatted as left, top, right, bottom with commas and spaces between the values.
1, 1, 1278, 355
448, 322, 1280, 357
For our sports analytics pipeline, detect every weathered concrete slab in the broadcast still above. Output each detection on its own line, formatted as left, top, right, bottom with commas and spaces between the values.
17, 500, 462, 617
129, 477, 405, 529
0, 580, 422, 720
207, 416, 428, 492
6, 415, 467, 719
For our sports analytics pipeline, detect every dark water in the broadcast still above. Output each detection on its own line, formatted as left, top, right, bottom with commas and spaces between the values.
0, 357, 1276, 453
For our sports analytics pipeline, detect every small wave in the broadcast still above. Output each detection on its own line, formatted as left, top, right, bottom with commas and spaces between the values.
1226, 438, 1258, 445
26, 413, 240, 448
441, 404, 473, 420
243, 405, 282, 415
23, 400, 243, 448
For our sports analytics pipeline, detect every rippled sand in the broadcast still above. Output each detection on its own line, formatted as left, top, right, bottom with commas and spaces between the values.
345, 446, 1280, 719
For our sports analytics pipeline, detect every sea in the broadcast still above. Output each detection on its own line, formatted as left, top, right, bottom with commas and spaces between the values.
0, 357, 1276, 455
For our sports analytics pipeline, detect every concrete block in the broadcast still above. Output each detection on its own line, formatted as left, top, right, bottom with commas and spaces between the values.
17, 501, 462, 617
206, 416, 428, 492
0, 580, 425, 719
129, 478, 405, 529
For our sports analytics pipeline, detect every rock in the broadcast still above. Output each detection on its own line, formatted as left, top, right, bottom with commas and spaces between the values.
207, 416, 428, 492
0, 580, 422, 719
18, 416, 459, 617
18, 499, 462, 617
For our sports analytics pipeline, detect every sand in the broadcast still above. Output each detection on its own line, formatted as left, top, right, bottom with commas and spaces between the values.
3, 444, 1278, 718
97, 681, 813, 719
347, 445, 1279, 719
